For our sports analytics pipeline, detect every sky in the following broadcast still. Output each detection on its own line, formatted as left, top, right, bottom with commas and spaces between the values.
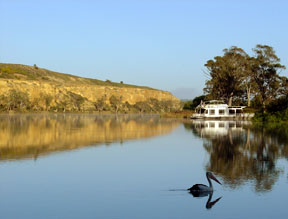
0, 0, 287, 99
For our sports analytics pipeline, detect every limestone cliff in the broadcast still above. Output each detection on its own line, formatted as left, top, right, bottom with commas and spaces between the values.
0, 63, 181, 112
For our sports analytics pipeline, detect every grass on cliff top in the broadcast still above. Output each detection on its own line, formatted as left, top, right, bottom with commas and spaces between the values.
0, 63, 156, 90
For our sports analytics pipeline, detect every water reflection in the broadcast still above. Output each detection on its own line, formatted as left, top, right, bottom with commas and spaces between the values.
0, 114, 180, 161
185, 120, 288, 193
189, 191, 222, 210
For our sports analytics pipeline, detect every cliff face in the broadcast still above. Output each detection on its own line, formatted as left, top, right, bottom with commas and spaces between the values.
0, 64, 181, 112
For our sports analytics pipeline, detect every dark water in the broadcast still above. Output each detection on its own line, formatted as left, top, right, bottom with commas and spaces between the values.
0, 114, 287, 218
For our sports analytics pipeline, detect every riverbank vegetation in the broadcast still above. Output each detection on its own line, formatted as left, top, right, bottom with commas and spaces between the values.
197, 44, 287, 122
0, 88, 178, 113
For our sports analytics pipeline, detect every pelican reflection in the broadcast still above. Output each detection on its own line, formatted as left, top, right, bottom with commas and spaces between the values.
189, 190, 222, 209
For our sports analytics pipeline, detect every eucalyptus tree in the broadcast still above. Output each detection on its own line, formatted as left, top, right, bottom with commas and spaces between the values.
251, 45, 286, 111
204, 46, 250, 106
279, 76, 288, 97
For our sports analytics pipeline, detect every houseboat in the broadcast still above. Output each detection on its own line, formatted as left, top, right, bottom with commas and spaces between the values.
190, 100, 253, 120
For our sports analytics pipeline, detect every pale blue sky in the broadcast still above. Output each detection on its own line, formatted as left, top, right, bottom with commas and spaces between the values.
0, 0, 287, 99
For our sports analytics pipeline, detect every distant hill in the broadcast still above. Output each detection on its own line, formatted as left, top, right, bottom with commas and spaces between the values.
0, 63, 154, 89
0, 63, 181, 113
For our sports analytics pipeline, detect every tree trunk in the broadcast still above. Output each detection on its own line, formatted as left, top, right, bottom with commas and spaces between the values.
246, 86, 251, 107
261, 94, 266, 114
228, 96, 233, 106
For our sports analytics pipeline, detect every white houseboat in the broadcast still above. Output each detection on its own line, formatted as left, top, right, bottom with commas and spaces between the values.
191, 100, 253, 120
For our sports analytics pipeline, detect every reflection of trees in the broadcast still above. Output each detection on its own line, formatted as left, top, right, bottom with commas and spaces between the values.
185, 121, 288, 193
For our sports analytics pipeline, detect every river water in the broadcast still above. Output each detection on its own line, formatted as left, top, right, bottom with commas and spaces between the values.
0, 114, 287, 218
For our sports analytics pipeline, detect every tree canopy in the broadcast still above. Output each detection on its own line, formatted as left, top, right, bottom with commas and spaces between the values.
204, 46, 248, 106
204, 45, 286, 109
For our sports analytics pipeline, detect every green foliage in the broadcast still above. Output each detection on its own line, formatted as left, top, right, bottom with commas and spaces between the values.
30, 97, 42, 111
204, 44, 287, 111
183, 95, 206, 110
0, 89, 31, 111
253, 96, 288, 122
109, 95, 122, 113
183, 100, 193, 110
251, 45, 286, 110
204, 46, 248, 106
134, 101, 152, 113
94, 96, 107, 112
43, 93, 53, 111
68, 91, 86, 111
266, 96, 288, 113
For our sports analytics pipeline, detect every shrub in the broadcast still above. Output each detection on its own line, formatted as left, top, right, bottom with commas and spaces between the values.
6, 89, 31, 111
68, 91, 86, 111
94, 96, 106, 112
109, 95, 122, 113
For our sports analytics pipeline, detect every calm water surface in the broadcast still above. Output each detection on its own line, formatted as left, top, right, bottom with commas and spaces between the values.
0, 114, 287, 218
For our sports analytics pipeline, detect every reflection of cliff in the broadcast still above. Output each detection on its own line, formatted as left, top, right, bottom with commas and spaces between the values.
0, 114, 180, 161
185, 121, 288, 193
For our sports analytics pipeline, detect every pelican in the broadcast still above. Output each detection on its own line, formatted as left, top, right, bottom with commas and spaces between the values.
188, 172, 222, 193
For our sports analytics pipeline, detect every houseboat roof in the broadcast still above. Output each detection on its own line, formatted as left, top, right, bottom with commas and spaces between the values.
197, 100, 246, 109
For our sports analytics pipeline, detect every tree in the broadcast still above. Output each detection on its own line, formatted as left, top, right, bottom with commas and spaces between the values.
204, 47, 248, 106
94, 96, 106, 112
251, 45, 286, 112
183, 95, 206, 110
279, 76, 288, 97
68, 91, 86, 111
42, 93, 53, 111
149, 98, 162, 112
6, 89, 30, 111
109, 95, 122, 113
241, 57, 257, 107
134, 101, 151, 113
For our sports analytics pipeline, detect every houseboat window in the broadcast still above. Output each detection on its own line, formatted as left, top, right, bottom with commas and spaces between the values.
200, 109, 205, 114
236, 109, 242, 114
205, 110, 208, 114
229, 109, 235, 115
209, 110, 215, 115
229, 122, 235, 128
209, 122, 215, 128
219, 109, 225, 115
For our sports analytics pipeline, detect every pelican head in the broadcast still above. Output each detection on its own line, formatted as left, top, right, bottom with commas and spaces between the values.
206, 172, 222, 185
